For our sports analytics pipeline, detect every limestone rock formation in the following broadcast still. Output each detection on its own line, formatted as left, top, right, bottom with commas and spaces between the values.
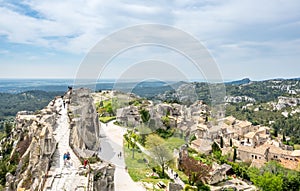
68, 88, 101, 151
3, 97, 61, 190
1, 88, 114, 191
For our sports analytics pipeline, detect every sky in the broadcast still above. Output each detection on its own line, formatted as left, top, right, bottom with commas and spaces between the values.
0, 0, 300, 81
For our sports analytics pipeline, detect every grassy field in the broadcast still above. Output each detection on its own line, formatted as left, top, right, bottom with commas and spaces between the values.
124, 142, 152, 181
124, 142, 172, 190
294, 144, 300, 150
164, 137, 186, 151
99, 116, 116, 123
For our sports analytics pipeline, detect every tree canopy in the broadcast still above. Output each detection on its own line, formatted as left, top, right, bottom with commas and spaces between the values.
145, 134, 173, 176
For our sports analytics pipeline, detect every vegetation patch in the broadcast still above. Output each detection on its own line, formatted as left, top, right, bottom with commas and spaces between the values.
124, 142, 150, 181
99, 116, 116, 123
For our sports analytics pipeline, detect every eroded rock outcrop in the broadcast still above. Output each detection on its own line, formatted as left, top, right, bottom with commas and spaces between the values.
4, 97, 61, 190
68, 88, 101, 150
2, 88, 114, 191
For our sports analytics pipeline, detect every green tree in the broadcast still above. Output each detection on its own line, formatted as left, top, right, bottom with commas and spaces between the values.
140, 108, 150, 124
136, 125, 151, 146
233, 147, 237, 162
4, 122, 13, 135
282, 132, 286, 142
161, 116, 170, 129
282, 172, 300, 191
257, 172, 283, 191
274, 129, 278, 137
123, 133, 131, 149
124, 130, 138, 158
105, 102, 114, 116
247, 161, 300, 191
145, 134, 172, 177
220, 136, 224, 148
212, 142, 221, 153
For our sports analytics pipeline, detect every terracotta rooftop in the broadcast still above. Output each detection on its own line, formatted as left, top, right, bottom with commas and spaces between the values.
238, 145, 269, 156
268, 144, 292, 155
224, 116, 236, 125
257, 126, 270, 132
280, 158, 300, 171
235, 120, 252, 128
258, 134, 269, 139
191, 138, 212, 154
244, 132, 256, 139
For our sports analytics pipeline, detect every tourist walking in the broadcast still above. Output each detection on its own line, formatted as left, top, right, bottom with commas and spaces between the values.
63, 153, 67, 165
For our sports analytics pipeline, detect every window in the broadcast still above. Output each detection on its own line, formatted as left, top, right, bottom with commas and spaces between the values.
255, 156, 257, 159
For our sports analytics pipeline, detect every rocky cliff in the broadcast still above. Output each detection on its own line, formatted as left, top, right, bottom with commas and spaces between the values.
68, 88, 101, 150
1, 88, 114, 191
4, 97, 61, 190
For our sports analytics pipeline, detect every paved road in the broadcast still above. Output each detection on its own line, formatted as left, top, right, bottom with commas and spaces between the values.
99, 121, 146, 191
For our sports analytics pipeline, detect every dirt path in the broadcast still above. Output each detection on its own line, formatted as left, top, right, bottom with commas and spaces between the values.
44, 98, 88, 191
99, 121, 146, 191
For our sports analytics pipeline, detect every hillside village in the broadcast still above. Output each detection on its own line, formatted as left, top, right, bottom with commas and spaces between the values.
115, 93, 300, 171
0, 88, 299, 191
103, 89, 300, 190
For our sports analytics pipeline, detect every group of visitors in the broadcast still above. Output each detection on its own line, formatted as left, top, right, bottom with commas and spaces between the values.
117, 151, 122, 158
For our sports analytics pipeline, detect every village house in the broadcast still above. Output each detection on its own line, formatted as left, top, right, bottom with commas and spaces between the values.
116, 105, 140, 127
238, 142, 300, 170
239, 125, 271, 147
220, 123, 236, 140
190, 138, 213, 154
233, 120, 252, 137
238, 145, 268, 162
224, 116, 236, 126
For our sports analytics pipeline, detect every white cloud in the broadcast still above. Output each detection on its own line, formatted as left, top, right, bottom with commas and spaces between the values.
0, 0, 300, 79
0, 49, 9, 54
1, 0, 299, 53
0, 0, 175, 53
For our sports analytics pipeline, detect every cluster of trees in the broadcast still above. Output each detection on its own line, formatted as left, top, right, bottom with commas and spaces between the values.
0, 123, 18, 188
179, 155, 211, 190
123, 130, 138, 159
272, 116, 300, 144
188, 141, 300, 191
96, 100, 114, 116
224, 156, 300, 190
0, 90, 63, 120
247, 161, 300, 191
123, 130, 173, 178
226, 102, 300, 144
153, 79, 299, 105
145, 134, 173, 177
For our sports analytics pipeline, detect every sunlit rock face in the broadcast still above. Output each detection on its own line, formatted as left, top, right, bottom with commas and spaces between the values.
68, 88, 101, 151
